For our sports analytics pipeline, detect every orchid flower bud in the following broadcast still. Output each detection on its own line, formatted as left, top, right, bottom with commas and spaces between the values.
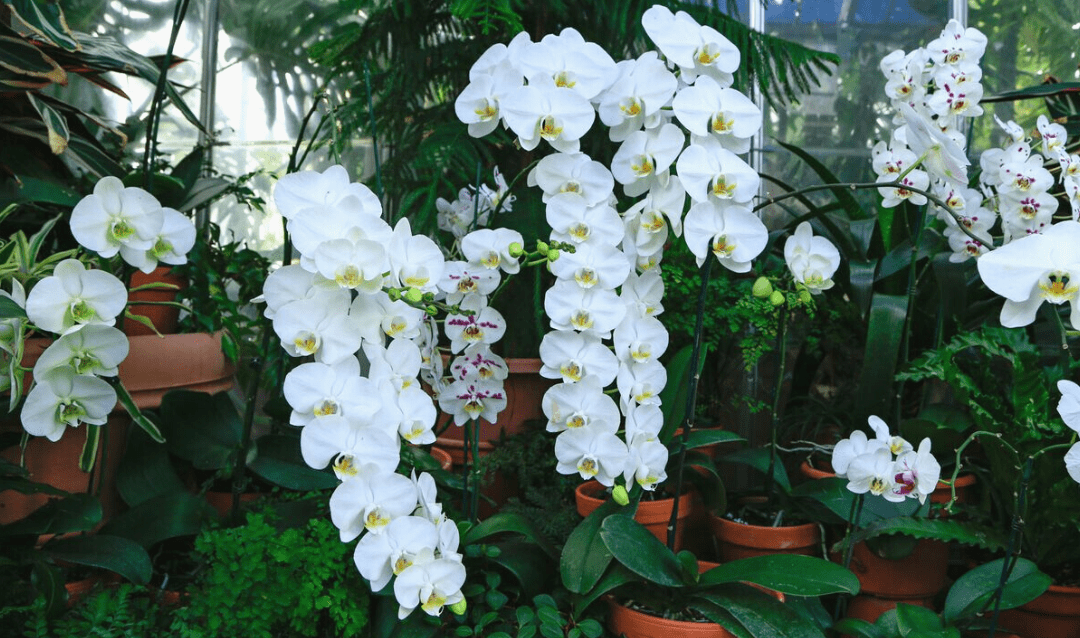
752, 276, 773, 298
612, 484, 630, 506
769, 290, 785, 306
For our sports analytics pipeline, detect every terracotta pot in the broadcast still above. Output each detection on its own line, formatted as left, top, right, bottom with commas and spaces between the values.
846, 594, 934, 625
124, 267, 187, 336
996, 584, 1080, 638
64, 571, 122, 607
575, 480, 693, 551
709, 514, 821, 561
838, 539, 949, 624
203, 490, 261, 519
428, 446, 453, 471
434, 358, 553, 462
118, 331, 235, 410
0, 413, 130, 525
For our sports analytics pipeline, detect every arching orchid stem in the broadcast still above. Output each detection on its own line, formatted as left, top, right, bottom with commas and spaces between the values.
767, 305, 789, 508
753, 180, 983, 245
834, 492, 865, 621
230, 327, 273, 520
470, 415, 482, 523
1044, 303, 1070, 368
490, 159, 541, 218
894, 202, 928, 426
666, 258, 713, 551
986, 456, 1034, 638
141, 0, 192, 190
947, 431, 1001, 513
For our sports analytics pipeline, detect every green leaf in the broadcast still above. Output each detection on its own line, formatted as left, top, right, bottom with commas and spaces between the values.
116, 426, 183, 507
0, 294, 27, 319
42, 534, 152, 585
695, 584, 827, 638
157, 390, 242, 470
658, 343, 708, 441
6, 0, 80, 51
855, 293, 907, 422
831, 618, 887, 638
775, 139, 866, 221
5, 175, 82, 206
113, 380, 164, 443
177, 177, 233, 211
0, 493, 101, 537
847, 517, 1007, 552
943, 557, 1050, 623
720, 447, 791, 493
983, 81, 1080, 103
570, 561, 639, 617
77, 423, 101, 472
25, 93, 69, 154
100, 491, 215, 548
895, 603, 954, 638
561, 498, 627, 594
699, 554, 859, 596
0, 35, 66, 83
31, 560, 65, 619
486, 540, 555, 600
464, 511, 557, 560
679, 428, 745, 450
599, 514, 685, 587
248, 434, 338, 491
577, 619, 602, 638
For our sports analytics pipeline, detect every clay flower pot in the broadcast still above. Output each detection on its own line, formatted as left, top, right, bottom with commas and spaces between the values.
118, 331, 235, 410
842, 539, 950, 624
123, 266, 187, 336
708, 513, 822, 562
575, 480, 693, 551
429, 446, 453, 471
996, 584, 1080, 638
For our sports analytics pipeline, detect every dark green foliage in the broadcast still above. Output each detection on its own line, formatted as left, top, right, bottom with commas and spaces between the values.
172, 510, 370, 638
18, 584, 176, 638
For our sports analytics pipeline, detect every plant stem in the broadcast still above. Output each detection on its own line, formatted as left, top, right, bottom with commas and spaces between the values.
767, 306, 788, 508
141, 0, 192, 189
894, 202, 928, 426
666, 258, 713, 551
364, 62, 383, 202
986, 456, 1034, 638
231, 327, 272, 519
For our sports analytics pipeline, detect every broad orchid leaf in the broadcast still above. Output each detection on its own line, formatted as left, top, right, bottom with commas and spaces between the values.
571, 562, 638, 617
113, 380, 164, 443
895, 603, 955, 638
248, 433, 339, 491
943, 557, 1050, 623
688, 598, 753, 638
0, 295, 26, 319
720, 447, 791, 493
0, 493, 101, 537
157, 390, 242, 470
116, 427, 184, 507
831, 618, 886, 638
464, 511, 558, 560
100, 492, 215, 549
695, 584, 826, 638
983, 81, 1080, 103
42, 534, 152, 585
698, 554, 859, 596
485, 540, 555, 600
31, 561, 65, 619
598, 514, 685, 587
775, 139, 867, 221
658, 342, 709, 442
561, 498, 629, 594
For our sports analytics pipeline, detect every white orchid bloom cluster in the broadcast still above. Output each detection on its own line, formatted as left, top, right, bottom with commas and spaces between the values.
873, 21, 992, 262
1056, 380, 1080, 484
264, 164, 512, 620
832, 416, 942, 504
456, 5, 770, 492
70, 175, 196, 273
435, 167, 516, 238
783, 222, 840, 295
13, 175, 197, 441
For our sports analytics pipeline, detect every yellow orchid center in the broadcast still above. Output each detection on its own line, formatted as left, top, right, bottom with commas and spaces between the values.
574, 268, 598, 288
570, 310, 594, 330
474, 99, 498, 121
314, 399, 339, 417
712, 235, 735, 258
631, 155, 654, 177
569, 222, 591, 242
336, 265, 363, 288
422, 592, 448, 615
711, 176, 737, 199
695, 44, 722, 66
711, 113, 735, 134
620, 98, 643, 117
577, 457, 598, 477
1039, 272, 1079, 304
293, 331, 319, 355
540, 116, 563, 140
333, 455, 359, 478
560, 361, 582, 382
554, 71, 576, 89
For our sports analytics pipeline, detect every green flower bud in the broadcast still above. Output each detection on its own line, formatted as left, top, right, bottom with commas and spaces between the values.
752, 277, 773, 298
547, 248, 560, 262
612, 484, 629, 506
404, 287, 423, 303
798, 289, 813, 304
508, 242, 524, 258
536, 241, 549, 256
426, 305, 439, 316
387, 288, 402, 301
449, 599, 467, 615
769, 290, 785, 307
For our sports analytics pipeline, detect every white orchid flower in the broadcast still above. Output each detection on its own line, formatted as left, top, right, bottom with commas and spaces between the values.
890, 438, 941, 504
312, 237, 388, 292
641, 5, 739, 85
499, 74, 595, 153
784, 222, 840, 294
926, 19, 987, 68
624, 404, 664, 446
462, 228, 524, 275
876, 170, 930, 208
329, 463, 419, 541
517, 27, 617, 101
868, 415, 913, 456
548, 242, 631, 291
976, 220, 1080, 329
1057, 380, 1080, 434
597, 51, 677, 142
350, 292, 426, 344
616, 359, 667, 412
539, 331, 619, 386
299, 415, 400, 479
610, 123, 685, 197
450, 345, 508, 383
387, 218, 445, 294
437, 378, 506, 426
998, 154, 1055, 200
544, 279, 626, 338
542, 377, 620, 434
999, 190, 1058, 242
844, 449, 897, 498
454, 58, 523, 137
121, 207, 196, 274
831, 430, 888, 478
682, 201, 768, 272
0, 279, 26, 356
272, 293, 362, 364
412, 471, 445, 524
390, 386, 438, 445
32, 324, 128, 378
444, 297, 506, 354
672, 75, 760, 154
871, 140, 919, 178
354, 515, 439, 592
613, 315, 668, 365
545, 193, 625, 248
394, 558, 467, 619
70, 176, 164, 260
288, 195, 392, 265
273, 165, 382, 221
621, 270, 665, 317
624, 438, 669, 491
528, 152, 614, 206
1066, 444, 1080, 484
676, 137, 759, 205
26, 259, 127, 335
437, 262, 501, 306
258, 265, 338, 320
895, 102, 969, 186
21, 366, 116, 441
554, 426, 628, 486
283, 357, 378, 427
366, 339, 424, 395
925, 82, 984, 119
